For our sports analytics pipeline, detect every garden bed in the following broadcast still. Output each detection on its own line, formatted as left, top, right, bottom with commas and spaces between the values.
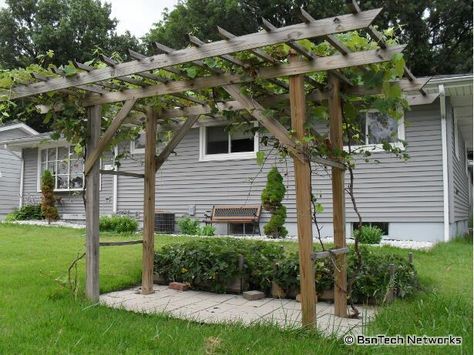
154, 238, 419, 305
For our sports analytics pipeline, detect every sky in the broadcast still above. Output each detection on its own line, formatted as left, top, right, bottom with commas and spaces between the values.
0, 0, 180, 38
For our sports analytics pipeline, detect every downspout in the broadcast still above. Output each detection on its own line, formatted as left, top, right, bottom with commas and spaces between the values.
112, 145, 118, 214
439, 84, 450, 242
19, 149, 24, 208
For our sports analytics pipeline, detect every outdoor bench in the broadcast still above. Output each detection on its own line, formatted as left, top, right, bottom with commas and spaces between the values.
203, 204, 262, 235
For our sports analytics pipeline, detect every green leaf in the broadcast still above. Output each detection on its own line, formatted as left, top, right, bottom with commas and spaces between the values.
63, 65, 78, 77
256, 151, 265, 166
185, 67, 198, 78
391, 53, 405, 77
315, 203, 324, 214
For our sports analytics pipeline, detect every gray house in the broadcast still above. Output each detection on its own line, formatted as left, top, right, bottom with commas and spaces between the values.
0, 122, 39, 218
1, 74, 472, 242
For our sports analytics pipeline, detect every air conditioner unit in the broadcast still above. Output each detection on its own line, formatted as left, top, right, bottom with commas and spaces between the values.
154, 211, 175, 234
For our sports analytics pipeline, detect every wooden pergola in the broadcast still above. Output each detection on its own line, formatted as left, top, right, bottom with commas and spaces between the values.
3, 2, 436, 328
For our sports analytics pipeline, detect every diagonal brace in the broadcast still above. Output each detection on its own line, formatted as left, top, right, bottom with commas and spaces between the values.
223, 84, 345, 169
84, 98, 136, 176
155, 115, 201, 172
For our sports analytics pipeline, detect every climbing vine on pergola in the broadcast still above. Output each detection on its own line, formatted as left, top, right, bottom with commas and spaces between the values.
0, 1, 437, 328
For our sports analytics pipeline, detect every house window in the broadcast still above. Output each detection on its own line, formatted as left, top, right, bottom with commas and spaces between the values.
38, 146, 84, 191
130, 131, 168, 154
130, 132, 146, 154
352, 222, 389, 236
344, 111, 404, 151
199, 125, 258, 161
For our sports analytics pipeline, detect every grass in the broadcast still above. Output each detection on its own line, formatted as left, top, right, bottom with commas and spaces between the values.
0, 224, 471, 354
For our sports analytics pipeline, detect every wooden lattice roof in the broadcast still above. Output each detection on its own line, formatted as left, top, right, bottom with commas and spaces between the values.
2, 5, 436, 116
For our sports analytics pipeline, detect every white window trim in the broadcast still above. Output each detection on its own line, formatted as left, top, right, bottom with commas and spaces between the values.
454, 116, 460, 160
199, 124, 259, 162
343, 111, 405, 153
36, 145, 99, 193
130, 134, 145, 155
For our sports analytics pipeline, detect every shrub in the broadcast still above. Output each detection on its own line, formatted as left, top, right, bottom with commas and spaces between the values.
177, 217, 200, 235
177, 217, 216, 236
40, 170, 59, 224
353, 225, 383, 244
198, 224, 216, 236
263, 205, 288, 238
5, 204, 43, 221
154, 239, 419, 304
154, 239, 284, 293
261, 167, 288, 238
348, 247, 419, 303
99, 215, 138, 233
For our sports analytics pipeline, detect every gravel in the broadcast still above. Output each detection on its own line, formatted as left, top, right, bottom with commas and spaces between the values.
7, 220, 85, 229
5, 220, 435, 250
163, 233, 435, 250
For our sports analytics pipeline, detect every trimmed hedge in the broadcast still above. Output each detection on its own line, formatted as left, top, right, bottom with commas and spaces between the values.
154, 239, 419, 304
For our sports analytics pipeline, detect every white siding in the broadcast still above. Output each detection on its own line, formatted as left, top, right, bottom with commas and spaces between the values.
19, 103, 445, 229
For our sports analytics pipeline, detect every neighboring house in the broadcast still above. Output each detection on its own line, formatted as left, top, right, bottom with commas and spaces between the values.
0, 122, 39, 219
1, 74, 472, 241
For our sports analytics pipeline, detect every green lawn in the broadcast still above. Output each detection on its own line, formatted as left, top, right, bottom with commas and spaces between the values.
0, 224, 471, 354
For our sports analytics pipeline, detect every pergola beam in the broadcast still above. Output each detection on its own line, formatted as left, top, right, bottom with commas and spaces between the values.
83, 45, 405, 106
345, 0, 426, 95
102, 53, 206, 105
153, 42, 222, 75
34, 71, 109, 95
261, 15, 353, 88
128, 49, 191, 78
261, 18, 315, 60
76, 59, 146, 87
217, 26, 277, 63
299, 8, 350, 56
328, 73, 347, 317
187, 34, 286, 92
9, 9, 382, 99
288, 52, 316, 328
142, 107, 157, 295
159, 89, 434, 121
216, 27, 289, 90
189, 34, 248, 68
85, 104, 101, 302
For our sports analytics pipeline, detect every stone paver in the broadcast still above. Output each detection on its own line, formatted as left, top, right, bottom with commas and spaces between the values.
100, 285, 376, 337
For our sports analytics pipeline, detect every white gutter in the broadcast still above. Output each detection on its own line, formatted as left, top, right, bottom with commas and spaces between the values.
112, 145, 118, 213
439, 84, 450, 242
19, 150, 24, 208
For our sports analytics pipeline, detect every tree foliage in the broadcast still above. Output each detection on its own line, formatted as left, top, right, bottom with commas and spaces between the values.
0, 0, 140, 69
145, 0, 472, 76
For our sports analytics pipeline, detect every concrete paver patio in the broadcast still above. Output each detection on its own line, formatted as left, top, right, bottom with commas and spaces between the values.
100, 285, 376, 337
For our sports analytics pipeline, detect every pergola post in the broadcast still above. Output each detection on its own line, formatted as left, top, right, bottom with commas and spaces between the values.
142, 106, 157, 294
328, 73, 348, 317
85, 104, 102, 301
289, 53, 316, 328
